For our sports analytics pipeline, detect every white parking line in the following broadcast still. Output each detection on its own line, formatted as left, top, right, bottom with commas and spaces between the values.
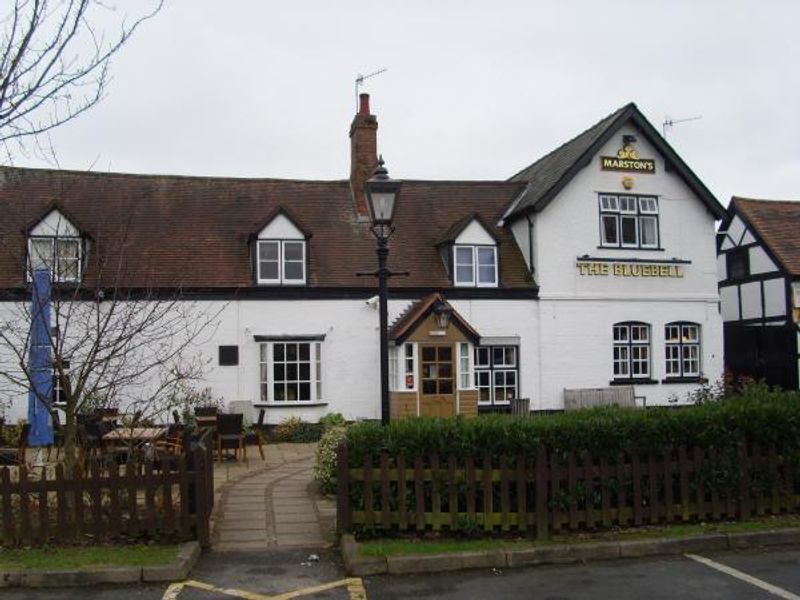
685, 553, 800, 600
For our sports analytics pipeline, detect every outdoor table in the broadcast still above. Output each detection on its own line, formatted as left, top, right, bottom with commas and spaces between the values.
102, 427, 167, 443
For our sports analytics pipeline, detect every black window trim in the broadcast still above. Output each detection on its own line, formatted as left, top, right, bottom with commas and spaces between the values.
474, 344, 519, 406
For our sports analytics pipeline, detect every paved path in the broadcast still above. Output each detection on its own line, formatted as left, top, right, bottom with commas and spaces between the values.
212, 443, 336, 551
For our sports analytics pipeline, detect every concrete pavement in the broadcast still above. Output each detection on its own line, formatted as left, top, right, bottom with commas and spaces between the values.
212, 442, 336, 551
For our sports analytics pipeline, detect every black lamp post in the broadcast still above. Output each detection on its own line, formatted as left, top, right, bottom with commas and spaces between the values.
364, 156, 402, 425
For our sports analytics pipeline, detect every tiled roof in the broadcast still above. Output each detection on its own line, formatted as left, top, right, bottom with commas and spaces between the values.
505, 103, 725, 221
731, 197, 800, 277
0, 167, 533, 290
388, 293, 480, 343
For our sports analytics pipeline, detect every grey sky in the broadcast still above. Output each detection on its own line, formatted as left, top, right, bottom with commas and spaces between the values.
11, 0, 800, 207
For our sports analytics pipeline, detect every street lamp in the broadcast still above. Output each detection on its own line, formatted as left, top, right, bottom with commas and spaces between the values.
364, 156, 402, 425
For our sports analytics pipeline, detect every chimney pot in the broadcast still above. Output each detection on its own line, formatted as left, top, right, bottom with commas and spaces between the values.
359, 93, 370, 115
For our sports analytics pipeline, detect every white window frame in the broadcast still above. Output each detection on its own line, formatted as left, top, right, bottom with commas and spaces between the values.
665, 322, 701, 378
613, 322, 651, 380
28, 236, 82, 283
474, 345, 518, 405
390, 343, 417, 391
453, 244, 497, 287
258, 340, 322, 403
257, 239, 306, 285
457, 342, 473, 390
599, 194, 659, 250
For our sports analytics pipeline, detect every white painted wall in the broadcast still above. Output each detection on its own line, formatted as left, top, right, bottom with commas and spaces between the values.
454, 220, 495, 245
0, 297, 539, 424
528, 124, 720, 304
30, 209, 79, 237
258, 213, 304, 239
749, 246, 778, 275
740, 281, 762, 319
763, 278, 786, 317
537, 298, 723, 408
720, 286, 739, 321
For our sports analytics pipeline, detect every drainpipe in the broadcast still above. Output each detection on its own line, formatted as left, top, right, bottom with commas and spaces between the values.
526, 214, 535, 276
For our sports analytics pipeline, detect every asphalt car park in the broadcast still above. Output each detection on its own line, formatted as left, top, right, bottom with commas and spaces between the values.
2, 545, 799, 599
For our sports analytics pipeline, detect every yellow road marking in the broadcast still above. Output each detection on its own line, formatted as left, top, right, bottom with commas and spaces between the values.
163, 577, 367, 600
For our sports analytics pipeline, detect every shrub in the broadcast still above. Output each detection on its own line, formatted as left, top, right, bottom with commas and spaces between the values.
343, 388, 800, 465
272, 416, 323, 443
314, 425, 348, 494
319, 412, 347, 432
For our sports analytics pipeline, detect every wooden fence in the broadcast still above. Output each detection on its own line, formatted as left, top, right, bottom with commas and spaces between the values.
336, 442, 800, 539
0, 428, 215, 548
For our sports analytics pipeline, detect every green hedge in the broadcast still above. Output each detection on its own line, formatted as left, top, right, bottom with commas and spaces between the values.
344, 389, 800, 464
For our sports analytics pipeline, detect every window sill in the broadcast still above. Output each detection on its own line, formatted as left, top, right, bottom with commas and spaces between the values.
597, 246, 665, 252
661, 377, 708, 385
254, 402, 329, 408
609, 378, 658, 386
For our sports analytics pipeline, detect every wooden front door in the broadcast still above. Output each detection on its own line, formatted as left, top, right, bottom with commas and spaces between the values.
419, 344, 456, 417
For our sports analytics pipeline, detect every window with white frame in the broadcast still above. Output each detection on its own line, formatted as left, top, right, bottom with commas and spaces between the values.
613, 322, 651, 380
665, 322, 701, 378
458, 342, 472, 390
28, 236, 82, 282
390, 343, 417, 391
474, 345, 518, 405
454, 245, 497, 287
257, 240, 306, 284
259, 340, 322, 402
599, 194, 659, 249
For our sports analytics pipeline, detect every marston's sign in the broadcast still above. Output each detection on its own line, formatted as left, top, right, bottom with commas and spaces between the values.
600, 145, 655, 173
577, 261, 684, 278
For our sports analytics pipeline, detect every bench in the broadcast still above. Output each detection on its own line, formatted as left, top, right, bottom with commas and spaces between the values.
563, 386, 637, 410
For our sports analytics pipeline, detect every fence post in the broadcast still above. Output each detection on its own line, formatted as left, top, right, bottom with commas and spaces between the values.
192, 444, 210, 548
336, 442, 350, 534
535, 446, 548, 540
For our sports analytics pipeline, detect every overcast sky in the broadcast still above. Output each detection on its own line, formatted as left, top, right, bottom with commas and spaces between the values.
10, 0, 800, 207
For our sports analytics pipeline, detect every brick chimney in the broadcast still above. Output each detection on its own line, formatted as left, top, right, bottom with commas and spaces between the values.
349, 93, 378, 218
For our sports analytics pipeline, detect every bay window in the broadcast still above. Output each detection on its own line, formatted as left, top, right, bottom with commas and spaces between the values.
259, 340, 322, 403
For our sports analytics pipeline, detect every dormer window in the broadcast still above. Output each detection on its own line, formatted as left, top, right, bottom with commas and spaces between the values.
257, 240, 306, 284
27, 209, 83, 283
454, 245, 497, 287
444, 215, 499, 288
253, 207, 309, 286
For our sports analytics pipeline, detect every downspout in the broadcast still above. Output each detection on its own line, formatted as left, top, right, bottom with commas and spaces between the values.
526, 213, 535, 275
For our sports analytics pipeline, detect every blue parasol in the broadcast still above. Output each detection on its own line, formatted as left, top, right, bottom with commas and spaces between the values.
27, 269, 54, 447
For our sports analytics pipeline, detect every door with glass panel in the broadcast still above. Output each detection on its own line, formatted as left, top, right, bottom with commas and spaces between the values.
419, 344, 456, 417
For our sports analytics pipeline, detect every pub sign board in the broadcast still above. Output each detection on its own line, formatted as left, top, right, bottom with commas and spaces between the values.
601, 145, 655, 173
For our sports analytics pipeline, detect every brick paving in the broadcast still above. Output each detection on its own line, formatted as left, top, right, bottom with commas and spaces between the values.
211, 442, 336, 551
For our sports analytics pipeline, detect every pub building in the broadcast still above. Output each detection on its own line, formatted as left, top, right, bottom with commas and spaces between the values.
0, 97, 726, 423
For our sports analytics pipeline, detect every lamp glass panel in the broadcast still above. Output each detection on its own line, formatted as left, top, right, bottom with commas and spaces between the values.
370, 192, 395, 222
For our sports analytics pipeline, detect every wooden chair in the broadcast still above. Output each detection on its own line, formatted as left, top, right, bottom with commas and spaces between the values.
0, 423, 30, 466
215, 413, 245, 462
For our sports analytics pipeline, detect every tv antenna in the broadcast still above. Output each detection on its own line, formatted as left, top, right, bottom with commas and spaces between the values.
355, 68, 387, 109
662, 115, 702, 138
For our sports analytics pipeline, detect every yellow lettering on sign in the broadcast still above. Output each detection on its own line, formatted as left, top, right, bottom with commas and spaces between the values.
577, 261, 687, 278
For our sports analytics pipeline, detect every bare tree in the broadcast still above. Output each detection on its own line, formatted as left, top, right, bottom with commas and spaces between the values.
0, 209, 224, 474
0, 0, 162, 160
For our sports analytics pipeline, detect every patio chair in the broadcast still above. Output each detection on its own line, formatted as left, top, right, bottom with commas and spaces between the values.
215, 413, 245, 462
195, 406, 218, 431
0, 423, 30, 466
